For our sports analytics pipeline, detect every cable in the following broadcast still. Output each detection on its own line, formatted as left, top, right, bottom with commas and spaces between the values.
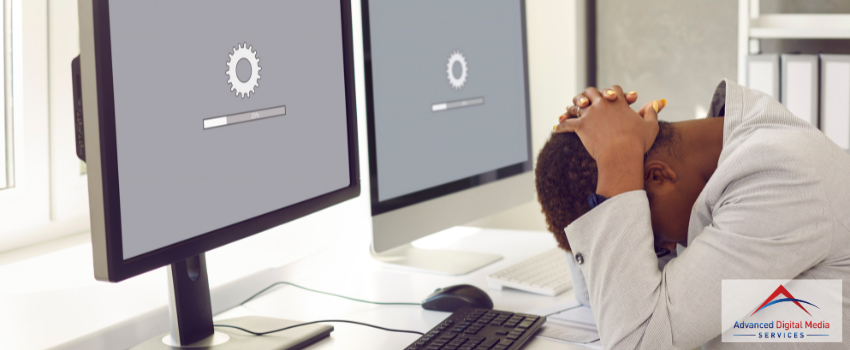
215, 320, 425, 336
239, 281, 422, 307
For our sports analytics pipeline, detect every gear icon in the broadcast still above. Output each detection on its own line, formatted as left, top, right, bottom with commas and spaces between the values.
226, 43, 262, 98
446, 51, 468, 90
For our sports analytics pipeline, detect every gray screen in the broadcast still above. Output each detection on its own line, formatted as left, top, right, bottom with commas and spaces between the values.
109, 0, 351, 260
368, 1, 530, 202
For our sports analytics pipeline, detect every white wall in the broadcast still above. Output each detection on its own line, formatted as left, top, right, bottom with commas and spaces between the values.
596, 0, 737, 122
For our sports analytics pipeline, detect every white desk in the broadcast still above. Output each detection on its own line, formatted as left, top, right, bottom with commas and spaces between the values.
213, 228, 588, 349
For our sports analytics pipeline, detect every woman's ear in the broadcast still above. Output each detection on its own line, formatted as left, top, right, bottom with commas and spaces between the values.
644, 160, 678, 189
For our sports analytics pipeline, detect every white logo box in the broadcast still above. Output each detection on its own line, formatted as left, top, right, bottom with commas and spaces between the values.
722, 280, 842, 343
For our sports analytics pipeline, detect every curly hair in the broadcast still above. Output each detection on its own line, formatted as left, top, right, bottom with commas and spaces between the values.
535, 122, 676, 251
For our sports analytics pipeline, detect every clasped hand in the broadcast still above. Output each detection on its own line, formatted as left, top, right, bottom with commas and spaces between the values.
554, 85, 665, 163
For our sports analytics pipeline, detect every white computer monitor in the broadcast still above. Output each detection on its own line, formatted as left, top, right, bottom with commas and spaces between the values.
78, 0, 358, 348
362, 0, 533, 275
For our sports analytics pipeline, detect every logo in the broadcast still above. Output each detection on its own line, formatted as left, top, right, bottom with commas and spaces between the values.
750, 285, 818, 317
722, 280, 841, 343
226, 43, 262, 99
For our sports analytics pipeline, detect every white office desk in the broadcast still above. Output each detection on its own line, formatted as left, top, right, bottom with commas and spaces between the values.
214, 228, 588, 350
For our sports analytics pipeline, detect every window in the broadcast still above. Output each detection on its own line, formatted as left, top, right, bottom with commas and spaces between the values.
0, 0, 8, 191
0, 0, 88, 252
48, 0, 89, 221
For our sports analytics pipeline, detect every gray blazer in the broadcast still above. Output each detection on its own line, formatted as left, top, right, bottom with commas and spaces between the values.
563, 80, 850, 349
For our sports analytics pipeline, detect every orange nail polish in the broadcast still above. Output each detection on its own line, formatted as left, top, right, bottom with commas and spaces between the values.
553, 125, 557, 131
661, 99, 667, 107
628, 91, 637, 95
652, 101, 659, 113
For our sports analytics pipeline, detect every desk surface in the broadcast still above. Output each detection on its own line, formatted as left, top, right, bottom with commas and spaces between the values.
214, 228, 588, 350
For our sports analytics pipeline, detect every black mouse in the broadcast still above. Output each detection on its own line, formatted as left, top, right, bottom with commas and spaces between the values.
422, 284, 494, 312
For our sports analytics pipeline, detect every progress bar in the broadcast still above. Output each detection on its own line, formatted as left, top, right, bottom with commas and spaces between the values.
203, 105, 287, 130
431, 97, 484, 112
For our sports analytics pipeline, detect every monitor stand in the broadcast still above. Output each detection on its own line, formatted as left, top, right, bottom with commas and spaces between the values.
132, 254, 333, 350
370, 243, 502, 275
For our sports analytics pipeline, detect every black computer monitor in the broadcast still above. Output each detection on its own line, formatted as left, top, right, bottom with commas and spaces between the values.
77, 1, 357, 348
362, 0, 533, 275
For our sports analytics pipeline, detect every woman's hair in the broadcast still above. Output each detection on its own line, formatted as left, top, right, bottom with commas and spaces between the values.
534, 121, 676, 251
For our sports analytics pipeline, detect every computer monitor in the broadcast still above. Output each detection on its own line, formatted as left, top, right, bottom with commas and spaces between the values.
362, 0, 533, 275
77, 1, 357, 348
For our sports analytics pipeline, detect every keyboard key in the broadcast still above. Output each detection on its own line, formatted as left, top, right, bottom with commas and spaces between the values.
517, 320, 534, 329
487, 247, 573, 296
480, 338, 498, 347
499, 339, 514, 346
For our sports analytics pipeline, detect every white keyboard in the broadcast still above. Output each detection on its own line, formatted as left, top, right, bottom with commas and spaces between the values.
486, 247, 573, 296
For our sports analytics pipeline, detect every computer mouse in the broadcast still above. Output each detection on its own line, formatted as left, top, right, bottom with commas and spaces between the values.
421, 284, 494, 312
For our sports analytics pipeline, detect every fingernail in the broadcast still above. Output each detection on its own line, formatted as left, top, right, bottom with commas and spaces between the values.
628, 91, 637, 96
553, 125, 557, 131
661, 99, 667, 108
652, 100, 659, 113
605, 90, 615, 96
579, 97, 588, 105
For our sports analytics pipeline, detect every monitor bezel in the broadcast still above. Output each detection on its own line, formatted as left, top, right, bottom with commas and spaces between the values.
361, 0, 533, 217
87, 0, 360, 282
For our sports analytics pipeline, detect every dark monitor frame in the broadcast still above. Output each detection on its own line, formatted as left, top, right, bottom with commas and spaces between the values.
361, 0, 533, 217
84, 0, 359, 282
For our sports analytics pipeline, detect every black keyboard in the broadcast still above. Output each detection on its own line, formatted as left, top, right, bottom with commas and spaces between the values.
405, 308, 546, 350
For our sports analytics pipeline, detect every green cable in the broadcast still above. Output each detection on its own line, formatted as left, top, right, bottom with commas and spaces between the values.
239, 281, 422, 306
215, 320, 425, 336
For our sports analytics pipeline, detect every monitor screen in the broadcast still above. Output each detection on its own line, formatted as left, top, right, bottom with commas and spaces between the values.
107, 0, 351, 260
365, 0, 531, 211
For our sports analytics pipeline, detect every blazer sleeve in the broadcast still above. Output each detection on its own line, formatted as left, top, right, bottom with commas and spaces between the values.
564, 151, 832, 349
